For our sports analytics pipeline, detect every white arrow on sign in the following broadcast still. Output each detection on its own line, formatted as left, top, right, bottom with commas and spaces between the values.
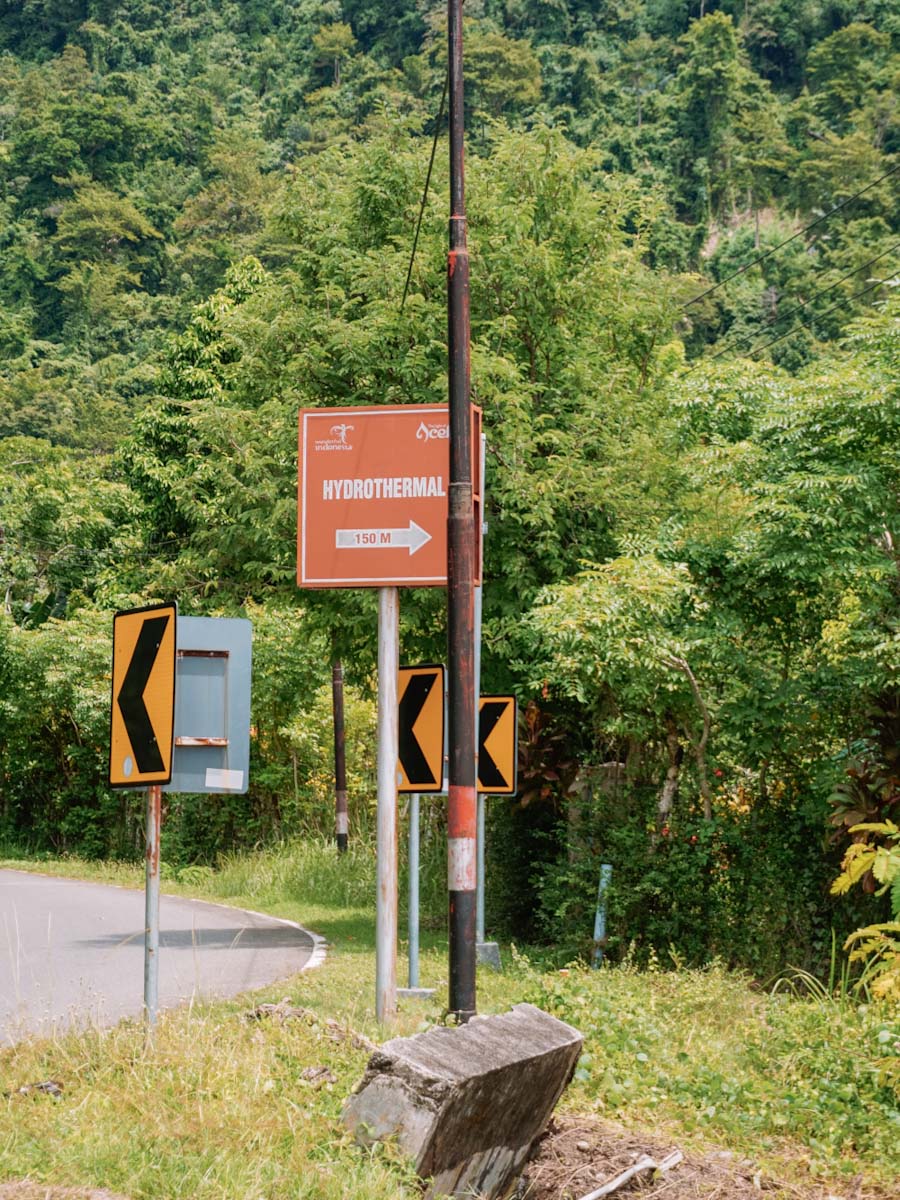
335, 520, 433, 556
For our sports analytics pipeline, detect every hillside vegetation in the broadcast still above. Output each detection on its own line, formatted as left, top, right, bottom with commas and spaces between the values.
0, 2, 898, 980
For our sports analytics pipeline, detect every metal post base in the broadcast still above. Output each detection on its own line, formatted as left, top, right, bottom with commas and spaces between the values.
398, 986, 437, 1000
476, 941, 501, 970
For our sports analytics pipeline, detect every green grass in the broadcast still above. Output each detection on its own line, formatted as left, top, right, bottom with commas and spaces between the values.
2, 840, 899, 1198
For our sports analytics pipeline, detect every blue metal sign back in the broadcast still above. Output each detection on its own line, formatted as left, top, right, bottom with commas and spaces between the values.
163, 616, 252, 795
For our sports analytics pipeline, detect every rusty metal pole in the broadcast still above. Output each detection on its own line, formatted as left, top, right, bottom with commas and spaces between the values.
447, 0, 477, 1023
144, 783, 161, 1028
332, 660, 348, 852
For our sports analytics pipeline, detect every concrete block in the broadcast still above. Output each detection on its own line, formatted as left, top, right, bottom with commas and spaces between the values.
398, 986, 436, 1000
344, 1003, 583, 1199
476, 941, 502, 970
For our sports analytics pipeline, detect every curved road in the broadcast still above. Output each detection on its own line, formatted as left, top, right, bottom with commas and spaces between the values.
0, 869, 323, 1044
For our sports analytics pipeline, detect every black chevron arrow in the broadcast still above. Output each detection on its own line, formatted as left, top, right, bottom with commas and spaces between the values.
399, 672, 437, 787
117, 614, 171, 774
478, 701, 507, 790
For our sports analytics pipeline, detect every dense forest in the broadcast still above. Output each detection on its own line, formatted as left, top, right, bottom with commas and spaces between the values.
0, 1, 897, 982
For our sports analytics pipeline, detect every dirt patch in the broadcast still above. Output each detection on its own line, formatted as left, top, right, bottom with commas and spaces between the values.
245, 998, 376, 1052
518, 1116, 885, 1200
0, 1187, 130, 1200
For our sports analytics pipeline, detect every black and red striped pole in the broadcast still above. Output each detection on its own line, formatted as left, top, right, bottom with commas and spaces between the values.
446, 0, 477, 1023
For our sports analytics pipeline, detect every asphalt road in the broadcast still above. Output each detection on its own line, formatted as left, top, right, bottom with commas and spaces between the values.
0, 869, 322, 1044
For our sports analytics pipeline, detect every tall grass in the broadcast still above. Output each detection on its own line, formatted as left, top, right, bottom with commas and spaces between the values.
2, 842, 899, 1198
209, 836, 377, 913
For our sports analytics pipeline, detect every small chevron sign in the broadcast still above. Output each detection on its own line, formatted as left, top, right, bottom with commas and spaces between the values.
109, 603, 177, 788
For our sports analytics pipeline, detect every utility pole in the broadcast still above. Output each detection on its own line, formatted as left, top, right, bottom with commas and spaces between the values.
446, 0, 477, 1023
332, 660, 348, 852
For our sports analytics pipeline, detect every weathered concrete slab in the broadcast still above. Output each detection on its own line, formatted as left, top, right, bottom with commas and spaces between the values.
344, 1003, 583, 1199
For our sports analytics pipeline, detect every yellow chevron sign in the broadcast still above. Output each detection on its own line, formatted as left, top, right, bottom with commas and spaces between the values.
397, 665, 445, 793
478, 696, 517, 795
109, 603, 177, 788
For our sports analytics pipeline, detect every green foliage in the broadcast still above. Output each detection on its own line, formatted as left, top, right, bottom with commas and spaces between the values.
496, 777, 859, 979
518, 959, 900, 1175
0, 599, 374, 864
0, 436, 139, 621
833, 820, 900, 1002
0, 609, 135, 858
0, 0, 897, 978
3, 841, 898, 1193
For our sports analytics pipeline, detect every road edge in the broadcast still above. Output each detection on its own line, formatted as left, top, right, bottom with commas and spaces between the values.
0, 865, 329, 974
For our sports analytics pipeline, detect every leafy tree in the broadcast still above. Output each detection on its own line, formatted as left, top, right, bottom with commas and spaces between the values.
0, 436, 138, 622
665, 13, 782, 224
806, 22, 892, 133
311, 21, 357, 87
465, 25, 542, 122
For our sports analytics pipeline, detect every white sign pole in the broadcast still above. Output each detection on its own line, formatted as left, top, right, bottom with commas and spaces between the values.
408, 792, 420, 988
475, 432, 487, 944
375, 586, 400, 1024
144, 783, 162, 1030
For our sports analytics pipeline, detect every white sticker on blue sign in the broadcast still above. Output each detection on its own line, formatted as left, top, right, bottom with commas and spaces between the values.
205, 767, 244, 790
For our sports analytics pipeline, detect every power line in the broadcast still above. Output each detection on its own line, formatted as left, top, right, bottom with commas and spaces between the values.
680, 161, 900, 309
401, 70, 449, 314
693, 241, 900, 369
688, 273, 895, 371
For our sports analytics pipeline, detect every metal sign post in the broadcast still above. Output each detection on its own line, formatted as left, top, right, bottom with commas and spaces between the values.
593, 864, 613, 968
333, 661, 348, 852
375, 586, 400, 1024
476, 793, 486, 945
475, 695, 516, 970
408, 793, 421, 988
474, 431, 486, 950
144, 783, 162, 1029
397, 666, 443, 1002
109, 611, 252, 1031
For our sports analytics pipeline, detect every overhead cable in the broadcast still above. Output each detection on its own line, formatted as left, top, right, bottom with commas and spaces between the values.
694, 241, 900, 368
680, 161, 900, 309
687, 273, 895, 371
401, 70, 449, 314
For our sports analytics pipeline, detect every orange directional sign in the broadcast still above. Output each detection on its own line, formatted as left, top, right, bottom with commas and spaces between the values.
397, 665, 445, 793
478, 696, 517, 795
109, 603, 177, 788
297, 404, 481, 588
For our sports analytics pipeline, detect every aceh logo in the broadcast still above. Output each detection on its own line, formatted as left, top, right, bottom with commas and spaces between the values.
416, 421, 449, 441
